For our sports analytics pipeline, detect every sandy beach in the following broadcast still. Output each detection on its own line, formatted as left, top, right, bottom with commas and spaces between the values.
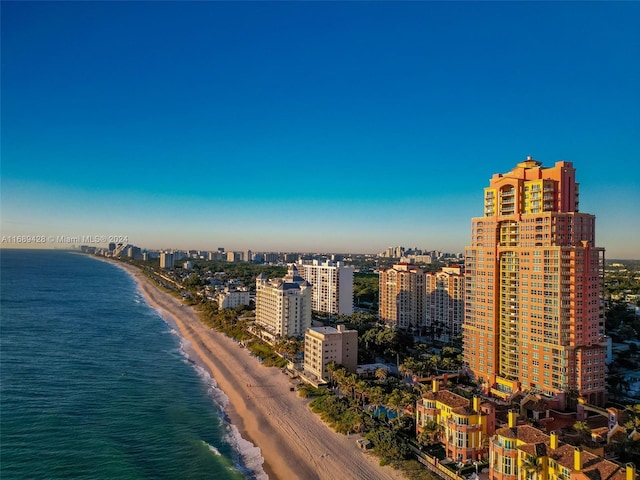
114, 261, 405, 480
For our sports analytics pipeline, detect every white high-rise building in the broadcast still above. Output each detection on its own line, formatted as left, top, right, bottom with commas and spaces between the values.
256, 265, 312, 338
297, 259, 354, 315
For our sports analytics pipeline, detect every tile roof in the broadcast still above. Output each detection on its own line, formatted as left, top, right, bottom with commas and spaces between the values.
421, 390, 470, 408
495, 425, 549, 443
501, 423, 630, 480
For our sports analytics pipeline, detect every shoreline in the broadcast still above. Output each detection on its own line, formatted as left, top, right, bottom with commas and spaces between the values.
101, 258, 405, 480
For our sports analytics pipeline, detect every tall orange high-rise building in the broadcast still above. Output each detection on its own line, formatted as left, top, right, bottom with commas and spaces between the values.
463, 157, 606, 406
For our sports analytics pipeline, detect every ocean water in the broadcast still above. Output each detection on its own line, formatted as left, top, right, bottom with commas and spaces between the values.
0, 250, 263, 480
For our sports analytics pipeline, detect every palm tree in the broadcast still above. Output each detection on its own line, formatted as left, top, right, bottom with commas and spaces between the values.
520, 454, 543, 480
418, 419, 443, 446
332, 366, 347, 395
343, 373, 358, 400
368, 385, 384, 410
355, 379, 368, 408
325, 361, 338, 386
374, 367, 388, 382
386, 389, 404, 422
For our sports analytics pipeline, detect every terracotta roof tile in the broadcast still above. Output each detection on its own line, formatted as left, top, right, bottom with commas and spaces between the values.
421, 390, 470, 409
495, 425, 549, 443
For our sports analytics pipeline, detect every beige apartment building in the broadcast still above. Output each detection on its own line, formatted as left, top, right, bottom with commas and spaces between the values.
255, 265, 312, 338
425, 266, 465, 342
379, 263, 426, 331
304, 325, 358, 381
464, 157, 606, 406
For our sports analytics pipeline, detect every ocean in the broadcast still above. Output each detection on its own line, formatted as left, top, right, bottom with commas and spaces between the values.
0, 249, 264, 479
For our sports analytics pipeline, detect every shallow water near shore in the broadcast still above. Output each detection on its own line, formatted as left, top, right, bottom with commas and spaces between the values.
0, 250, 261, 479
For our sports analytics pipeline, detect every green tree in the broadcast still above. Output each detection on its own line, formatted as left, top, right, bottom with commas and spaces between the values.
520, 454, 544, 480
573, 421, 592, 442
418, 420, 442, 447
366, 426, 411, 460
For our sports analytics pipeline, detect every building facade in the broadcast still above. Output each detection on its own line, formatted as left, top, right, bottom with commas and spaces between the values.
255, 265, 312, 338
379, 263, 426, 330
464, 157, 607, 406
159, 252, 174, 269
297, 259, 355, 316
488, 413, 633, 480
304, 325, 358, 381
425, 266, 465, 342
416, 380, 495, 463
217, 287, 250, 310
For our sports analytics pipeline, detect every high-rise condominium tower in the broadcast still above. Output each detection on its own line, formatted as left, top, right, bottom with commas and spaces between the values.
464, 157, 606, 407
297, 259, 354, 316
379, 263, 426, 331
425, 266, 465, 343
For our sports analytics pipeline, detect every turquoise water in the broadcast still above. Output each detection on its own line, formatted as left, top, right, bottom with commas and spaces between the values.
0, 250, 262, 479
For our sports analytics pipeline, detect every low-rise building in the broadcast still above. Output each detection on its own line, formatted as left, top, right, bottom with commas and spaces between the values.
304, 325, 358, 381
217, 287, 250, 310
416, 380, 495, 463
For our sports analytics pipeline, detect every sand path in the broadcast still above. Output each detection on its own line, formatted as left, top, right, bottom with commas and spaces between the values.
115, 261, 405, 480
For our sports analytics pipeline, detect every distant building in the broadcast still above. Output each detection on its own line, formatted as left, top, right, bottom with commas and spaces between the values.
283, 253, 299, 263
304, 325, 358, 381
263, 252, 279, 264
425, 266, 464, 342
379, 246, 405, 258
159, 252, 174, 270
410, 254, 433, 264
379, 263, 426, 330
183, 261, 192, 270
297, 259, 355, 316
217, 287, 250, 310
255, 265, 312, 338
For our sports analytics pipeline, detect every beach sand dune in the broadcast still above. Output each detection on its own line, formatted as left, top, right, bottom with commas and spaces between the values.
118, 262, 405, 480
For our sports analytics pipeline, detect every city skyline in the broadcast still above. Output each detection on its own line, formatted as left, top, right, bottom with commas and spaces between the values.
2, 2, 639, 258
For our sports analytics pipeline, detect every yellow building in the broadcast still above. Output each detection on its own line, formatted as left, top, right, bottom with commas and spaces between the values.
416, 380, 495, 462
489, 411, 634, 480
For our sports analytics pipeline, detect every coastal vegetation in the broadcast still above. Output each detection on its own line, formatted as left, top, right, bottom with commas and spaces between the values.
353, 272, 378, 309
109, 254, 640, 478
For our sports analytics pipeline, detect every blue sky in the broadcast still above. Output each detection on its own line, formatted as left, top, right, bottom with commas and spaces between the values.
2, 1, 639, 257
